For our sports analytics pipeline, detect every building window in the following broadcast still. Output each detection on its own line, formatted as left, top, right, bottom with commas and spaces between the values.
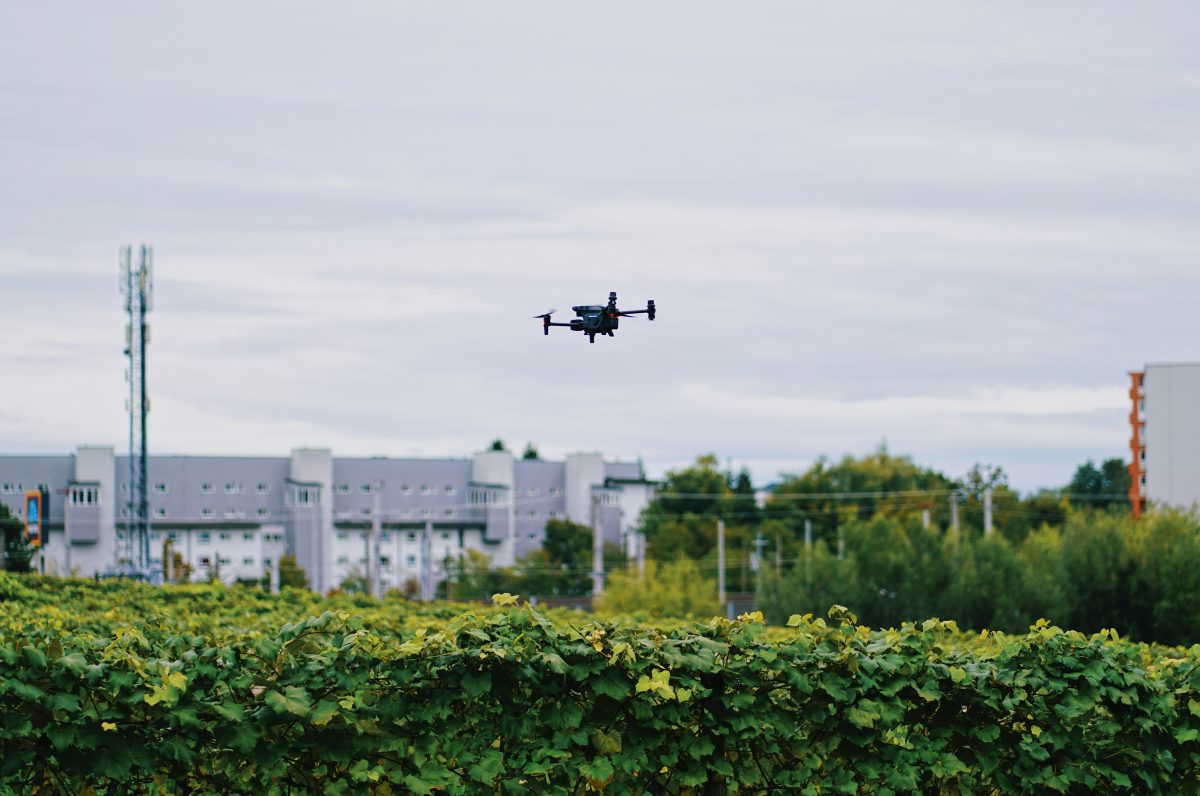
336, 483, 349, 493
154, 507, 167, 518
361, 508, 372, 516
527, 487, 539, 496
243, 532, 254, 541
361, 483, 376, 494
263, 557, 273, 567
420, 509, 432, 518
380, 556, 391, 568
527, 510, 537, 518
225, 483, 243, 495
201, 483, 214, 494
406, 555, 416, 566
549, 487, 563, 496
295, 487, 319, 506
217, 556, 231, 566
380, 531, 390, 542
153, 483, 168, 494
420, 485, 433, 495
528, 532, 538, 540
444, 485, 457, 495
69, 486, 100, 507
445, 509, 454, 517
120, 508, 130, 518
242, 557, 255, 566
337, 555, 349, 565
168, 531, 179, 542
256, 483, 270, 494
337, 532, 348, 541
199, 556, 211, 567
400, 485, 412, 495
198, 532, 211, 543
440, 531, 450, 541
219, 532, 231, 541
201, 508, 214, 518
406, 532, 416, 542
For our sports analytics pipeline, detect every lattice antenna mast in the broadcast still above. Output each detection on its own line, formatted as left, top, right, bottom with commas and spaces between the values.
120, 245, 153, 572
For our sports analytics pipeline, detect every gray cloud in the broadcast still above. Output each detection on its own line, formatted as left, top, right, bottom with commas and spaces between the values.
1, 1, 1196, 490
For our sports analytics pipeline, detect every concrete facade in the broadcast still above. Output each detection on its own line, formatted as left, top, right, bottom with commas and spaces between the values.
0, 446, 656, 593
1136, 363, 1200, 512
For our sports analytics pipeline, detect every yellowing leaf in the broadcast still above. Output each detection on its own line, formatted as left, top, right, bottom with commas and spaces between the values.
101, 722, 117, 732
491, 593, 519, 607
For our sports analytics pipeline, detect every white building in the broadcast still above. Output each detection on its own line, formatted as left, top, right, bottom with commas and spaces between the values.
1129, 362, 1200, 517
0, 446, 656, 593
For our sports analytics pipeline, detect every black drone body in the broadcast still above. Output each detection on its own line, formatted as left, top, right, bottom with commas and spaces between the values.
534, 292, 656, 343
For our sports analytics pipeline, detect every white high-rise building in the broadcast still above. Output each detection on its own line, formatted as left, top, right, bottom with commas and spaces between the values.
1128, 362, 1200, 517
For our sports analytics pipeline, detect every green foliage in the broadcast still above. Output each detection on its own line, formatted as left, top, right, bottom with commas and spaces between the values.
488, 438, 507, 452
596, 558, 720, 619
521, 442, 540, 460
1, 574, 1200, 793
769, 445, 957, 542
1069, 457, 1133, 510
761, 507, 1200, 644
277, 554, 308, 590
0, 505, 32, 573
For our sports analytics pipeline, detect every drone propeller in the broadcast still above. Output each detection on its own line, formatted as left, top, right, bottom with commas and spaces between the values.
532, 309, 557, 319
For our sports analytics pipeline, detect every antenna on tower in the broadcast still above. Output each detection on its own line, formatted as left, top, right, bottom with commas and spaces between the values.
120, 244, 154, 576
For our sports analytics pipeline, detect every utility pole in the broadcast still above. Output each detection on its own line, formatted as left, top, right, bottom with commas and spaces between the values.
636, 531, 646, 578
120, 244, 153, 573
367, 481, 383, 598
717, 519, 726, 606
420, 520, 434, 601
950, 492, 960, 532
591, 493, 605, 597
752, 532, 768, 582
922, 509, 931, 529
804, 518, 813, 588
984, 488, 994, 535
775, 534, 782, 576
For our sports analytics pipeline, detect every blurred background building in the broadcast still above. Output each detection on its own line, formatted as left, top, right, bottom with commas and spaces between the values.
1128, 362, 1200, 518
0, 446, 654, 592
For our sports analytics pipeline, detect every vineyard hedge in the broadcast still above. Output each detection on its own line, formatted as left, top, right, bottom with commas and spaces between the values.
3, 574, 1200, 793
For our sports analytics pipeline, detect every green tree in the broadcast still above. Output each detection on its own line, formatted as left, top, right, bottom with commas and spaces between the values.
1067, 457, 1132, 511
639, 455, 761, 562
758, 541, 862, 625
1, 504, 33, 573
1126, 509, 1200, 645
277, 554, 308, 590
596, 558, 719, 619
1059, 512, 1135, 634
769, 446, 957, 545
521, 443, 540, 460
489, 439, 507, 452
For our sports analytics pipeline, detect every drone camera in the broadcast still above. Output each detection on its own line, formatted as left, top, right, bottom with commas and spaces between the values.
647, 299, 656, 320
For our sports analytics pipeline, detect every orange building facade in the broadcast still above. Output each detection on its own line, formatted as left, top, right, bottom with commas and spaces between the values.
1128, 370, 1145, 519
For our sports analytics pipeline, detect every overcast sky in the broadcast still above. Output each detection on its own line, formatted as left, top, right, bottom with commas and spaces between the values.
1, 2, 1197, 491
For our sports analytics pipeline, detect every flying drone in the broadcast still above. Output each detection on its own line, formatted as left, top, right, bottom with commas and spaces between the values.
534, 292, 656, 343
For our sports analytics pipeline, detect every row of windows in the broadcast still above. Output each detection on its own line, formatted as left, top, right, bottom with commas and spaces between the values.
140, 483, 273, 495
70, 487, 100, 507
0, 482, 44, 494
336, 530, 454, 543
338, 557, 453, 569
152, 530, 285, 544
123, 507, 272, 520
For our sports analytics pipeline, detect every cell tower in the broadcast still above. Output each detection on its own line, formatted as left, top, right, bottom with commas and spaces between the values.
120, 245, 153, 572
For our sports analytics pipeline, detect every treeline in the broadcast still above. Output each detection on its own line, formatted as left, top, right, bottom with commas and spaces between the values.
632, 449, 1200, 645
756, 509, 1200, 645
